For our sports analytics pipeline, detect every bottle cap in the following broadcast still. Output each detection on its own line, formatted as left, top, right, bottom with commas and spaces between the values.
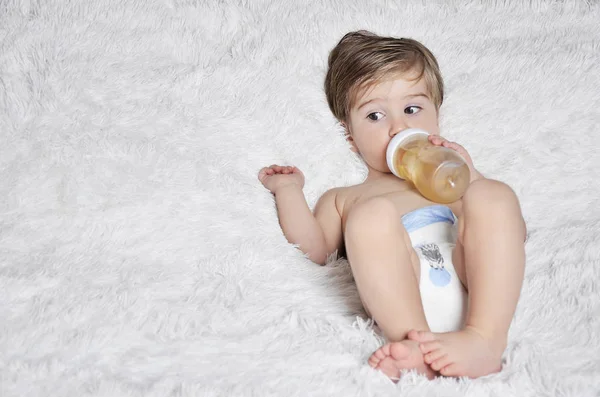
386, 128, 430, 179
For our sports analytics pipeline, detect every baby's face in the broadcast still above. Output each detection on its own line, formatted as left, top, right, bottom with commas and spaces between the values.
346, 74, 440, 173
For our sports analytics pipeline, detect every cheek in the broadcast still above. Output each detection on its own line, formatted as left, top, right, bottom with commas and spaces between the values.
359, 135, 389, 160
424, 115, 440, 134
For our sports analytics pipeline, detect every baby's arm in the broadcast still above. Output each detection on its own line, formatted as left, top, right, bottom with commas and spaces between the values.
312, 188, 344, 263
258, 165, 343, 265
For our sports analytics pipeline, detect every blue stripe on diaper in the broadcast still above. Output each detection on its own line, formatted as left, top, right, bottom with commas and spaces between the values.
401, 205, 455, 233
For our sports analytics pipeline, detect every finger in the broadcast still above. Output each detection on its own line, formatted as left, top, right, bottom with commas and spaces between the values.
454, 143, 467, 153
445, 142, 469, 157
442, 140, 456, 149
442, 140, 462, 150
258, 168, 271, 178
435, 138, 463, 152
429, 135, 445, 145
258, 169, 270, 183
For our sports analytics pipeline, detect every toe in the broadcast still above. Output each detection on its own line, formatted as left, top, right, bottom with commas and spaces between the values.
431, 355, 451, 372
424, 348, 445, 364
371, 345, 389, 362
419, 340, 441, 355
368, 355, 379, 367
439, 363, 461, 377
368, 346, 387, 367
378, 344, 391, 359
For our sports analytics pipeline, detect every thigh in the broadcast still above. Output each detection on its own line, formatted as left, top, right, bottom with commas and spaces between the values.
344, 197, 422, 311
354, 225, 422, 318
452, 216, 468, 290
355, 226, 421, 319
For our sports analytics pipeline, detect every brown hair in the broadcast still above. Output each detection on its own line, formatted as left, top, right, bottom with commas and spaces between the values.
324, 30, 444, 122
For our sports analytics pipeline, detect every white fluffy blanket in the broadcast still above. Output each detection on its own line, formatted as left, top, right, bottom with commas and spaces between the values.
1, 1, 599, 396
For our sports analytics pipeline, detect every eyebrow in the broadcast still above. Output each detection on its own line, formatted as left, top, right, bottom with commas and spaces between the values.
404, 93, 430, 100
357, 93, 430, 110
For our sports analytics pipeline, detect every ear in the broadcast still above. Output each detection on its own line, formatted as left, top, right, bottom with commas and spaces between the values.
341, 122, 359, 153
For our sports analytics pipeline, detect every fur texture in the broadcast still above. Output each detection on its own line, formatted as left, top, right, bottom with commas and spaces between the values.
1, 0, 599, 395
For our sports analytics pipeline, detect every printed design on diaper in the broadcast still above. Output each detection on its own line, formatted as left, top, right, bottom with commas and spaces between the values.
417, 243, 452, 287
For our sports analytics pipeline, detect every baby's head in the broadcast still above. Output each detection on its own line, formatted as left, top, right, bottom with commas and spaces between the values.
325, 30, 444, 173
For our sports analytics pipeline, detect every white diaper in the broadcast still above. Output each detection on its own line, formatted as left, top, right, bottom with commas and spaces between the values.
401, 205, 467, 333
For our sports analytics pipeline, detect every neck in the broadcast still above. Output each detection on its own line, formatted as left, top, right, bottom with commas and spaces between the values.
364, 166, 394, 183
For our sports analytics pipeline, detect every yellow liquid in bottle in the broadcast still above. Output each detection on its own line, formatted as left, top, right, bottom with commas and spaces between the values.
394, 137, 470, 203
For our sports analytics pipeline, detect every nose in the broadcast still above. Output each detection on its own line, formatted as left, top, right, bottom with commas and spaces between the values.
390, 119, 409, 137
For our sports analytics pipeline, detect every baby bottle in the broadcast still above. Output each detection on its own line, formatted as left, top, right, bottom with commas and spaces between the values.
386, 128, 470, 204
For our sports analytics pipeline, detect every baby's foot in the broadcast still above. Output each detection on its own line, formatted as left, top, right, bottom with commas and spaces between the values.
368, 339, 436, 381
407, 327, 505, 378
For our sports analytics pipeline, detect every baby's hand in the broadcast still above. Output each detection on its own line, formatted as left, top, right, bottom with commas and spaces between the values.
258, 164, 305, 194
428, 135, 484, 182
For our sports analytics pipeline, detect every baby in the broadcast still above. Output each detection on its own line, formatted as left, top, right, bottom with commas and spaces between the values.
258, 30, 526, 380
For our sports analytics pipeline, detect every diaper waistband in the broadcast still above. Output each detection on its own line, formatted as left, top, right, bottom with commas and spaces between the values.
401, 205, 455, 233
401, 205, 457, 246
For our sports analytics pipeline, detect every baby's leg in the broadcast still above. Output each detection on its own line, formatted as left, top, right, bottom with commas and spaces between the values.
344, 197, 435, 380
410, 179, 526, 378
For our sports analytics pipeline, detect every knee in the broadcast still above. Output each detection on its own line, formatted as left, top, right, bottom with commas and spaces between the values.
345, 197, 398, 238
463, 179, 526, 234
463, 179, 519, 212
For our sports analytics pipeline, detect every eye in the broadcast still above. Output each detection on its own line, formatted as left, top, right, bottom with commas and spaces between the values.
404, 106, 422, 115
367, 112, 384, 121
